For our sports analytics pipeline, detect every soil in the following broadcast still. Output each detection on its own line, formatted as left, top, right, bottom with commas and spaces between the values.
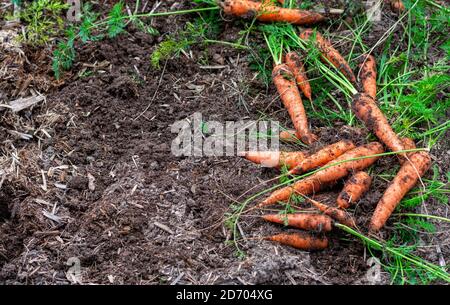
0, 1, 448, 284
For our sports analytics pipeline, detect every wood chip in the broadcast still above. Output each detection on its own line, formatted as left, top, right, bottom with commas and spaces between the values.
7, 130, 33, 140
170, 272, 184, 285
199, 65, 227, 70
42, 210, 62, 223
87, 173, 96, 191
54, 183, 67, 189
154, 221, 174, 234
8, 95, 45, 112
41, 170, 47, 191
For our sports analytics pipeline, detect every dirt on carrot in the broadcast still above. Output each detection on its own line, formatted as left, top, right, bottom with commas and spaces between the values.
243, 150, 310, 168
262, 213, 333, 232
308, 198, 357, 228
285, 51, 313, 102
220, 0, 326, 25
352, 93, 406, 159
289, 140, 356, 175
272, 64, 317, 145
336, 171, 372, 209
358, 54, 377, 99
370, 151, 432, 232
265, 232, 329, 250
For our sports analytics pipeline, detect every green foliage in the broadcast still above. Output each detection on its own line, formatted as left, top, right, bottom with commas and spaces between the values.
52, 27, 75, 79
392, 74, 450, 135
52, 2, 130, 78
150, 15, 221, 69
17, 0, 68, 46
107, 1, 126, 38
78, 3, 102, 43
130, 17, 159, 36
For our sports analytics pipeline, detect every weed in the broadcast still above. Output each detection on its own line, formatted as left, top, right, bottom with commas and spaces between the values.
107, 1, 126, 38
150, 12, 222, 69
14, 0, 68, 46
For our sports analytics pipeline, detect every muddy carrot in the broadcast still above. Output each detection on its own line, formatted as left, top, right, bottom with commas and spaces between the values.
220, 0, 326, 25
279, 129, 299, 142
265, 232, 328, 250
308, 197, 356, 227
243, 151, 309, 169
272, 64, 318, 145
352, 93, 406, 158
262, 213, 333, 232
299, 29, 357, 85
259, 142, 384, 207
401, 137, 417, 158
285, 51, 312, 102
358, 54, 377, 99
336, 171, 372, 209
369, 151, 431, 232
289, 140, 356, 175
386, 0, 405, 13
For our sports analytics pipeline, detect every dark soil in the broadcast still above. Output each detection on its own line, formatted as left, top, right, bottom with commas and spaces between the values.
0, 1, 448, 284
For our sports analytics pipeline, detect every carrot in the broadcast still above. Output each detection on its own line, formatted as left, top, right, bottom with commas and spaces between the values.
336, 171, 372, 209
279, 129, 299, 142
299, 29, 357, 85
259, 142, 384, 207
386, 0, 405, 13
352, 93, 406, 159
219, 0, 326, 25
369, 151, 431, 232
265, 232, 328, 250
243, 150, 309, 169
401, 137, 417, 158
358, 54, 377, 99
308, 198, 357, 228
258, 177, 323, 208
262, 213, 333, 232
272, 64, 318, 145
288, 140, 356, 175
284, 51, 312, 102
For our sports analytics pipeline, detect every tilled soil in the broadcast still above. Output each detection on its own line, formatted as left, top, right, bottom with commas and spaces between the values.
0, 1, 448, 284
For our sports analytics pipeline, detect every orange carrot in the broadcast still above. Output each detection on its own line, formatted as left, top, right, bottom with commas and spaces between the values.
265, 232, 328, 250
352, 93, 406, 158
401, 137, 417, 158
259, 142, 384, 207
299, 29, 357, 85
279, 129, 299, 142
284, 51, 312, 102
243, 150, 309, 168
401, 137, 415, 150
386, 0, 405, 13
289, 140, 356, 175
220, 0, 326, 25
308, 197, 357, 227
336, 171, 372, 209
358, 54, 377, 99
262, 213, 333, 232
272, 64, 318, 145
370, 151, 431, 232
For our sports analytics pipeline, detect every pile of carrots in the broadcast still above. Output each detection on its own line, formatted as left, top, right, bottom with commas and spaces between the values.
219, 0, 430, 251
